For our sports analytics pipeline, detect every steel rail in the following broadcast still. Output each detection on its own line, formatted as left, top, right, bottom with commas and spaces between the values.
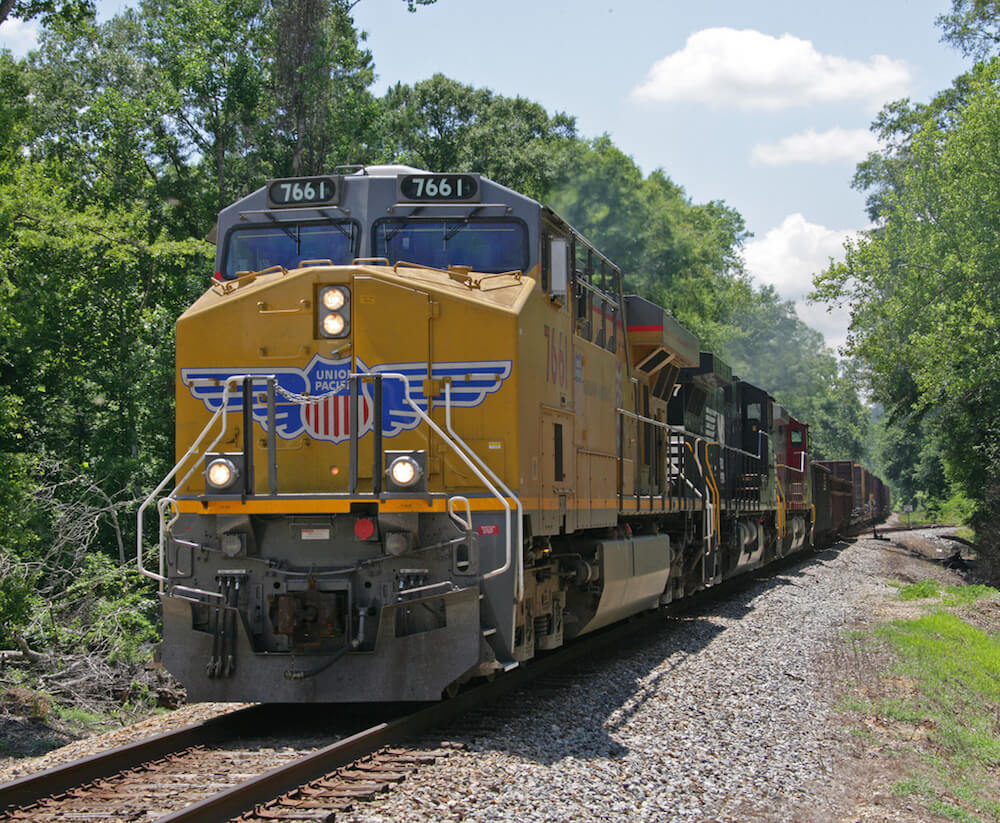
0, 528, 882, 822
156, 533, 875, 822
0, 705, 275, 815
155, 607, 680, 823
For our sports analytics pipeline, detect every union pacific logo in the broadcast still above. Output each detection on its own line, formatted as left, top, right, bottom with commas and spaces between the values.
180, 355, 513, 444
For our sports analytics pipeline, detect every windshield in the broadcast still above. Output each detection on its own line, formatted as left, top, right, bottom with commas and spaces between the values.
222, 222, 357, 279
373, 219, 528, 273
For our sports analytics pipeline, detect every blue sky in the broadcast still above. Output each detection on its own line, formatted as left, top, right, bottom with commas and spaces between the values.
0, 0, 974, 347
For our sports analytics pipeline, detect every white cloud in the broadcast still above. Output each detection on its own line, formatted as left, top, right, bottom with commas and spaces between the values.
750, 127, 880, 166
632, 28, 910, 110
743, 213, 861, 349
0, 17, 41, 58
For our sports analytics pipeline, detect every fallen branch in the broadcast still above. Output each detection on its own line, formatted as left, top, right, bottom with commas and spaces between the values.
14, 634, 51, 665
943, 534, 982, 552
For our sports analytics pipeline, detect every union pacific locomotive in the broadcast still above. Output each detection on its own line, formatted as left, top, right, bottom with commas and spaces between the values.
139, 166, 889, 702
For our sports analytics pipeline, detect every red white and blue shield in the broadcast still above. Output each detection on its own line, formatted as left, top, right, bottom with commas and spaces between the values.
300, 355, 373, 443
302, 393, 372, 443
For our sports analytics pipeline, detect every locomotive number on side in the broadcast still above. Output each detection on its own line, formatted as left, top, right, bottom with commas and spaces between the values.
398, 174, 480, 203
544, 325, 569, 389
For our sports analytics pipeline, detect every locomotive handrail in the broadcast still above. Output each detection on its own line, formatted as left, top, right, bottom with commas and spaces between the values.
702, 440, 723, 542
170, 583, 226, 602
777, 451, 808, 474
617, 407, 699, 508
386, 202, 512, 214
137, 374, 258, 587
687, 440, 715, 548
444, 383, 524, 602
775, 478, 786, 538
371, 372, 516, 598
238, 206, 351, 218
614, 430, 766, 464
447, 495, 473, 532
615, 407, 684, 433
574, 274, 621, 308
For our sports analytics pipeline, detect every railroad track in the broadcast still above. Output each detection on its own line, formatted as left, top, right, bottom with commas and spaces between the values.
0, 540, 871, 822
0, 600, 686, 822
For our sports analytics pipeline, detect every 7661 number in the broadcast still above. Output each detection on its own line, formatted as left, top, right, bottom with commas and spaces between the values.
400, 174, 478, 202
268, 176, 337, 206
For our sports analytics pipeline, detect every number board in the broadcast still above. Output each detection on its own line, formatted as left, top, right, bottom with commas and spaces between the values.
397, 174, 480, 203
267, 176, 340, 208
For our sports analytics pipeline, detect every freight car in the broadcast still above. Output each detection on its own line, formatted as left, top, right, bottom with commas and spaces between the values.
138, 167, 888, 702
814, 460, 891, 525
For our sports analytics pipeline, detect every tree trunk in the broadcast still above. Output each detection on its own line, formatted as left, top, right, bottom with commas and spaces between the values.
0, 0, 17, 28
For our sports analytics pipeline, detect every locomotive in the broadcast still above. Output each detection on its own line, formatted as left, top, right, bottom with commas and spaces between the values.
138, 166, 889, 702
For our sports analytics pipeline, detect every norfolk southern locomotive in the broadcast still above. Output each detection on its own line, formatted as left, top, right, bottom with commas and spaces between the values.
139, 166, 889, 702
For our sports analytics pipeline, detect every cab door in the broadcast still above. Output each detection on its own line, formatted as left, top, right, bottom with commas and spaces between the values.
540, 408, 575, 534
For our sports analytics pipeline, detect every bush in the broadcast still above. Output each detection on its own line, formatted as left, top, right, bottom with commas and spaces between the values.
35, 553, 159, 665
0, 552, 37, 647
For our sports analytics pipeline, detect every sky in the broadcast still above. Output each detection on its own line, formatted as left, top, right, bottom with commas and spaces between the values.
0, 0, 974, 349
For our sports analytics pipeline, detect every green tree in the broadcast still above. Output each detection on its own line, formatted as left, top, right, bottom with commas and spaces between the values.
381, 74, 577, 201
138, 0, 269, 212
268, 0, 379, 175
722, 286, 868, 460
0, 0, 92, 27
0, 160, 210, 535
548, 136, 750, 351
938, 0, 1000, 58
815, 58, 1000, 542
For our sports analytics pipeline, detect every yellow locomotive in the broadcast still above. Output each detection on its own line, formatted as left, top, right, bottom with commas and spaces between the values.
141, 167, 820, 701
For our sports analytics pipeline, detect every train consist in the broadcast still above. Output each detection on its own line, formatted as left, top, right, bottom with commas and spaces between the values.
139, 167, 889, 702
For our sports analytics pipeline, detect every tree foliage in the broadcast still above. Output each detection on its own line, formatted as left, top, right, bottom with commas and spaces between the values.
938, 0, 1000, 58
724, 287, 868, 460
815, 54, 1000, 553
0, 0, 92, 27
547, 136, 751, 352
270, 0, 378, 175
381, 74, 577, 201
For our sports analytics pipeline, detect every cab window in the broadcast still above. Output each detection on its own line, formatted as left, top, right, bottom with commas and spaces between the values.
223, 221, 357, 279
373, 218, 528, 273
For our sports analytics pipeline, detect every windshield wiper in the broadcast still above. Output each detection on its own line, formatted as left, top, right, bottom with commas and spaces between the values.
443, 221, 469, 243
318, 211, 355, 241
383, 221, 413, 244
263, 212, 299, 245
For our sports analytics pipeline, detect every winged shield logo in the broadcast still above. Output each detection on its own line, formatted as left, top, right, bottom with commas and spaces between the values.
180, 354, 513, 444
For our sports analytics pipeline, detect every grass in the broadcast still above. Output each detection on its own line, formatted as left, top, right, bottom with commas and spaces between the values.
837, 582, 1000, 821
53, 704, 109, 729
876, 612, 1000, 761
898, 579, 941, 600
897, 578, 999, 606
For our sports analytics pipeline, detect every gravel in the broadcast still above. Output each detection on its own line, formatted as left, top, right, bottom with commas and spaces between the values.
340, 538, 897, 823
3, 531, 965, 820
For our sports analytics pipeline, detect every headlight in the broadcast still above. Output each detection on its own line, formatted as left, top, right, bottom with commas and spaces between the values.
321, 287, 346, 311
384, 450, 427, 493
388, 456, 421, 487
321, 312, 346, 336
318, 285, 350, 338
207, 458, 238, 488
